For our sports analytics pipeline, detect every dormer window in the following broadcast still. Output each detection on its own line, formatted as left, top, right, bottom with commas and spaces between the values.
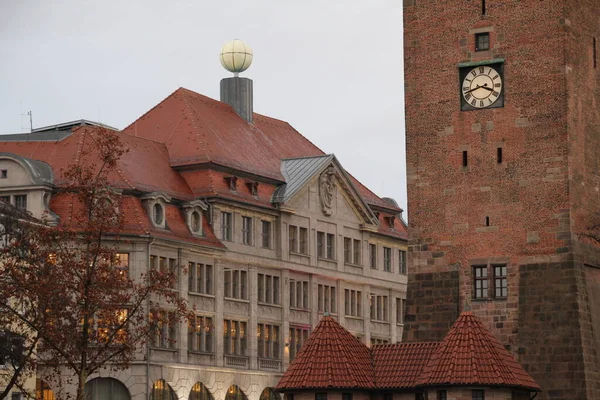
386, 216, 396, 228
1, 170, 7, 179
190, 211, 201, 233
225, 176, 238, 192
247, 181, 259, 197
153, 203, 164, 225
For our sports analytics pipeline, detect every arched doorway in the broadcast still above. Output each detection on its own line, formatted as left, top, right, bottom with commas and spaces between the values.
259, 387, 280, 400
36, 379, 55, 400
189, 382, 213, 400
225, 385, 247, 400
151, 379, 177, 400
85, 377, 130, 400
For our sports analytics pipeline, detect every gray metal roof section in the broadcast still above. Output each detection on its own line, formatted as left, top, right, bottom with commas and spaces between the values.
0, 153, 54, 185
0, 119, 118, 142
272, 154, 334, 203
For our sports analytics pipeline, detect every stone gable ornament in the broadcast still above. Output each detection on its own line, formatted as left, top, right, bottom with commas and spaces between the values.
319, 166, 336, 216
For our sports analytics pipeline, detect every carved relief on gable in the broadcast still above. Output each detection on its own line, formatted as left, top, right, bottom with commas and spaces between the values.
319, 165, 337, 216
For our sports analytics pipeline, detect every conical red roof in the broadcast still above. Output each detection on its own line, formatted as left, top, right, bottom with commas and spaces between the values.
416, 312, 541, 391
276, 316, 375, 390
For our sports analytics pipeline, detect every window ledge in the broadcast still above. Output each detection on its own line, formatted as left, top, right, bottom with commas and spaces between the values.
344, 262, 363, 267
370, 319, 390, 324
258, 302, 282, 308
188, 350, 215, 356
345, 315, 363, 320
290, 251, 310, 258
224, 297, 249, 303
396, 323, 405, 327
317, 257, 337, 263
290, 307, 310, 312
472, 297, 507, 302
188, 292, 215, 298
150, 347, 178, 353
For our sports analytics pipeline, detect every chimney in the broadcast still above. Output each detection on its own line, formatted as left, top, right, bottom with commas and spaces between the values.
219, 39, 254, 123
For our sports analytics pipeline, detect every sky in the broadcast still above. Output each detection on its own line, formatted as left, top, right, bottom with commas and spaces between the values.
0, 0, 407, 216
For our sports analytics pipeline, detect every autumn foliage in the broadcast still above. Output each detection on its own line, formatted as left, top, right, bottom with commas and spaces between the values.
0, 128, 189, 400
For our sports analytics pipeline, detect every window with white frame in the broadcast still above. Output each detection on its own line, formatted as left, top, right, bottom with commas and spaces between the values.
258, 273, 280, 305
221, 212, 232, 241
344, 289, 362, 317
151, 310, 177, 349
370, 294, 388, 321
396, 298, 405, 325
223, 319, 247, 356
257, 323, 280, 359
188, 315, 213, 353
188, 262, 213, 294
242, 216, 253, 245
369, 244, 377, 269
317, 284, 336, 313
289, 279, 309, 309
383, 247, 392, 272
399, 250, 407, 274
261, 220, 271, 248
224, 269, 248, 300
289, 326, 310, 361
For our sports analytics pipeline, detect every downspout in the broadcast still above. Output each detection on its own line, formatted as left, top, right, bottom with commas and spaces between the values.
145, 235, 155, 400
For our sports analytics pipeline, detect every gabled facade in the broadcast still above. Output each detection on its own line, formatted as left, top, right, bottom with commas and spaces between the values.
0, 84, 407, 399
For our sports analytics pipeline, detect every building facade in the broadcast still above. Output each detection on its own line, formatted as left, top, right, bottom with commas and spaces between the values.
0, 79, 407, 399
403, 1, 600, 399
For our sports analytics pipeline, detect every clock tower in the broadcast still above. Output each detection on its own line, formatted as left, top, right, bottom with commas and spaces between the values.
403, 1, 600, 399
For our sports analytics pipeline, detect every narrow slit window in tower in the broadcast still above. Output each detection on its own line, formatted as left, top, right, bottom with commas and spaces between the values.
497, 147, 503, 164
482, 0, 486, 15
594, 37, 597, 69
462, 151, 468, 167
485, 216, 490, 227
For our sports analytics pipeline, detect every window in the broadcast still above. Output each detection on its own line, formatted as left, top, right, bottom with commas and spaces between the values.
399, 250, 407, 274
226, 176, 238, 192
396, 298, 405, 324
221, 212, 233, 241
289, 225, 297, 253
437, 390, 447, 400
188, 315, 213, 353
152, 256, 178, 289
223, 319, 247, 356
151, 310, 177, 349
594, 37, 598, 69
473, 266, 488, 299
326, 233, 335, 259
261, 221, 271, 248
472, 389, 485, 400
353, 239, 361, 264
299, 227, 308, 254
258, 273, 280, 305
315, 394, 327, 400
11, 393, 23, 400
370, 337, 389, 346
497, 147, 503, 164
475, 32, 490, 51
190, 211, 202, 233
317, 284, 336, 313
257, 323, 280, 359
0, 195, 9, 203
383, 247, 392, 272
14, 195, 27, 211
289, 279, 309, 309
317, 231, 325, 258
369, 244, 377, 269
462, 150, 468, 167
242, 216, 253, 245
289, 326, 310, 361
188, 262, 213, 294
370, 295, 388, 321
494, 265, 508, 298
0, 170, 6, 179
224, 269, 248, 299
383, 394, 393, 400
344, 237, 352, 263
344, 289, 362, 317
342, 394, 352, 400
114, 253, 129, 279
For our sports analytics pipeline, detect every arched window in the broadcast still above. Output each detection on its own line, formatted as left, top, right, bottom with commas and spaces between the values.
36, 379, 55, 400
85, 377, 130, 400
151, 379, 177, 400
189, 382, 214, 400
259, 387, 281, 400
225, 385, 247, 400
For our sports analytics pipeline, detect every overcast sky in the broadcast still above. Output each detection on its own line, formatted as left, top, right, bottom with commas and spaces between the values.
0, 0, 407, 215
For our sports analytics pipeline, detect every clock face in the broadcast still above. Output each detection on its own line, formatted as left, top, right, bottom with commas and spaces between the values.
461, 65, 503, 109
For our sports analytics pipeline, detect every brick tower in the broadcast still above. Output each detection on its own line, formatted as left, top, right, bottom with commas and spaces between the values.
403, 1, 600, 399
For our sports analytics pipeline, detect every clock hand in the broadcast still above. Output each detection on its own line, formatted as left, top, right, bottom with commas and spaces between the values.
464, 85, 483, 94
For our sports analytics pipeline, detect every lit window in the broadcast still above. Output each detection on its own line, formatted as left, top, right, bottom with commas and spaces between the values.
223, 319, 247, 356
257, 323, 280, 359
289, 326, 310, 361
188, 315, 213, 353
150, 310, 177, 349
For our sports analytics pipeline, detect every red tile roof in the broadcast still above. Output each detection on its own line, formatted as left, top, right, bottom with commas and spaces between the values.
416, 312, 541, 391
276, 313, 540, 393
372, 342, 439, 389
276, 316, 375, 390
